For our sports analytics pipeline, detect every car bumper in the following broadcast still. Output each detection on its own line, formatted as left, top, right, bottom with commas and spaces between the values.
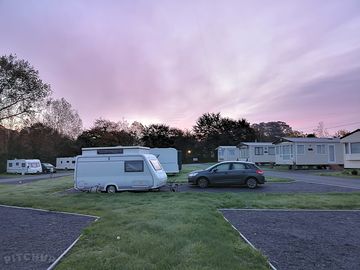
257, 175, 266, 184
188, 176, 197, 184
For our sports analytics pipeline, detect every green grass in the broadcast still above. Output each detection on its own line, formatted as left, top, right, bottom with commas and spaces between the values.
265, 176, 294, 183
0, 173, 20, 178
1, 176, 360, 269
317, 169, 360, 179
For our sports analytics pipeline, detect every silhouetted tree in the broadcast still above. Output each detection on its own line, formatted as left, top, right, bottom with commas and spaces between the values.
0, 54, 51, 126
42, 98, 83, 138
252, 121, 295, 141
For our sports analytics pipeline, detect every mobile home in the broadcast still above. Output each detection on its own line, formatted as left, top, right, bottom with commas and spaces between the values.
149, 148, 182, 174
216, 146, 240, 161
238, 142, 276, 164
56, 157, 76, 170
341, 129, 360, 169
6, 159, 42, 174
74, 146, 167, 192
274, 137, 344, 167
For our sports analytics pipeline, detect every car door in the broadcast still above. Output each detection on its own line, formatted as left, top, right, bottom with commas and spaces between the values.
209, 163, 231, 185
227, 163, 248, 185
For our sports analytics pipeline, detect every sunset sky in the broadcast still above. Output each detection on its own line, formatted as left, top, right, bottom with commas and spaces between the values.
1, 0, 359, 134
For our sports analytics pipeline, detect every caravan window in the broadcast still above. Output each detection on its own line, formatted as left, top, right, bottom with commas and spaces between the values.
29, 162, 40, 168
72, 161, 75, 164
351, 143, 360, 154
316, 145, 326, 154
268, 147, 275, 155
22, 163, 25, 167
16, 162, 19, 166
297, 145, 305, 155
150, 159, 162, 171
125, 160, 144, 172
8, 162, 12, 167
255, 147, 264, 155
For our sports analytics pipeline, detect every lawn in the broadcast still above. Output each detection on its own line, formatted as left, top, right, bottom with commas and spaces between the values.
317, 169, 360, 179
0, 177, 360, 270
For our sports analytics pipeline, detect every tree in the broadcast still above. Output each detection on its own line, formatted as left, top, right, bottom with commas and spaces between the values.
77, 118, 138, 148
193, 113, 256, 160
334, 129, 349, 138
0, 54, 51, 125
141, 124, 181, 148
313, 122, 329, 138
252, 121, 295, 141
42, 98, 83, 138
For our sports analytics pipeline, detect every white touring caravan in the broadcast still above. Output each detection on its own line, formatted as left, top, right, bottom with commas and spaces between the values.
149, 148, 181, 174
56, 157, 76, 170
74, 146, 167, 193
6, 159, 42, 174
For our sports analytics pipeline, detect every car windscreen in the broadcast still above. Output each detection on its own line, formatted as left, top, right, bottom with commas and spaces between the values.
149, 159, 162, 171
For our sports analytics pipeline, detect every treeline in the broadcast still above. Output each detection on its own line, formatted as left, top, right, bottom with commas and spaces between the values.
0, 113, 300, 172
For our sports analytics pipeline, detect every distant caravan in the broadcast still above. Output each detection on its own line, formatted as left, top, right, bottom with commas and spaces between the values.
56, 157, 76, 170
74, 146, 167, 193
6, 159, 42, 174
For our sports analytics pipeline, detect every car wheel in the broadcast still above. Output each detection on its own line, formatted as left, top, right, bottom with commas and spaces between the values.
197, 178, 209, 188
246, 178, 258, 189
106, 185, 117, 193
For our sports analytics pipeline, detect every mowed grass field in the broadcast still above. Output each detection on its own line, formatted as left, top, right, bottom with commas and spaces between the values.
1, 174, 360, 269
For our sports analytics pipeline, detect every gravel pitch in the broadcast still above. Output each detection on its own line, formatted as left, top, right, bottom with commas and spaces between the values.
0, 205, 96, 270
221, 209, 360, 270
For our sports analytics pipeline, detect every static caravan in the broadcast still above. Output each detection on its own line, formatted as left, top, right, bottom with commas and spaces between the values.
74, 146, 167, 193
56, 157, 76, 170
341, 129, 360, 169
149, 148, 182, 174
273, 137, 344, 167
216, 146, 240, 161
238, 142, 275, 164
6, 159, 42, 174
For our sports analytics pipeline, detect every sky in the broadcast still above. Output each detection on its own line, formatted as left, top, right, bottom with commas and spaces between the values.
0, 0, 360, 134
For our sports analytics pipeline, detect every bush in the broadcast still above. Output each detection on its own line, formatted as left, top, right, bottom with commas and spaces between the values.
351, 170, 358, 176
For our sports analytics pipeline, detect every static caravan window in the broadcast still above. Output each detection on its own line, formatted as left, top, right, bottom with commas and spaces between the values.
8, 162, 12, 167
316, 145, 326, 154
125, 160, 144, 172
297, 145, 305, 155
268, 147, 275, 155
150, 159, 162, 171
255, 147, 264, 155
21, 163, 25, 167
345, 143, 349, 154
72, 161, 75, 164
16, 162, 19, 166
276, 146, 280, 155
351, 143, 360, 154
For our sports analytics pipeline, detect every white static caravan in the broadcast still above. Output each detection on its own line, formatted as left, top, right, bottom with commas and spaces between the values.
74, 146, 167, 193
238, 142, 276, 164
149, 148, 181, 174
56, 157, 76, 170
274, 137, 344, 167
216, 146, 240, 161
341, 129, 360, 169
6, 159, 42, 174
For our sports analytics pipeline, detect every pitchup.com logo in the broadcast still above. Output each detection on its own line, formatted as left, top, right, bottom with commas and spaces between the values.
3, 252, 56, 265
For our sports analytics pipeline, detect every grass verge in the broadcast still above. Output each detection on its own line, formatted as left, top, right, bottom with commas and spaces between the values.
317, 169, 360, 179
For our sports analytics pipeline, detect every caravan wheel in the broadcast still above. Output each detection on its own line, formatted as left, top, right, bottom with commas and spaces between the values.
106, 185, 117, 193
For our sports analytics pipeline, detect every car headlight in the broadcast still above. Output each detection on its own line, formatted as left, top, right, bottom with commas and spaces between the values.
188, 172, 198, 177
